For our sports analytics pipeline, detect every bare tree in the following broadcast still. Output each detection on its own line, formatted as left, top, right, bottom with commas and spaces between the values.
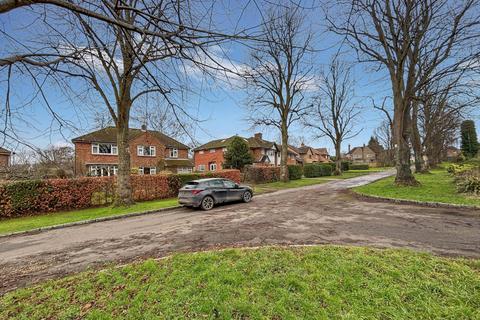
1, 1, 260, 205
304, 57, 360, 175
374, 120, 395, 165
329, 0, 480, 185
245, 4, 314, 182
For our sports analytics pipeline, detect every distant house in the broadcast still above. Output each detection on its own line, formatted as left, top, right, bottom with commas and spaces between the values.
284, 145, 304, 165
296, 143, 331, 163
193, 133, 280, 171
444, 146, 461, 161
71, 126, 193, 176
0, 147, 11, 168
346, 145, 378, 165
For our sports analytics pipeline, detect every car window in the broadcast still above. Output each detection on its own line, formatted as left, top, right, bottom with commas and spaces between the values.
222, 180, 236, 188
183, 182, 199, 189
207, 180, 224, 188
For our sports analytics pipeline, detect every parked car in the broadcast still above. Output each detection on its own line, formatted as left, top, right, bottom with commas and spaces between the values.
178, 178, 253, 210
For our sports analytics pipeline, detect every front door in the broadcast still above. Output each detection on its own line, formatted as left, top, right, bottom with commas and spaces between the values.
207, 180, 227, 203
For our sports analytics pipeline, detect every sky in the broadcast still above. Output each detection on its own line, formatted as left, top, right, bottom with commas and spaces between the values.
0, 1, 478, 156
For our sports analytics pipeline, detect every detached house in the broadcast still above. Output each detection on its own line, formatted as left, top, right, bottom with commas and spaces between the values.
194, 133, 280, 171
296, 144, 331, 164
346, 145, 377, 165
72, 126, 193, 176
0, 147, 11, 168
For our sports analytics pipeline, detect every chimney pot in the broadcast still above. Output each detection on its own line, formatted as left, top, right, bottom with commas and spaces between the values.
254, 132, 262, 140
141, 124, 147, 132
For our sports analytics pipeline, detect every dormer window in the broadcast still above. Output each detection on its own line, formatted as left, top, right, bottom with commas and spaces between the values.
92, 143, 117, 155
169, 148, 178, 158
137, 145, 156, 156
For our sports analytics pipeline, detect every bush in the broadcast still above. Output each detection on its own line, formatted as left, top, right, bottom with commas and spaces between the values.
244, 166, 280, 183
303, 164, 332, 178
350, 164, 369, 170
288, 165, 303, 180
341, 161, 350, 171
456, 172, 480, 195
0, 169, 241, 218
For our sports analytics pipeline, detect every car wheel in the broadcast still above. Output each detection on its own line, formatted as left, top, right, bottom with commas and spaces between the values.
242, 191, 253, 203
201, 196, 215, 211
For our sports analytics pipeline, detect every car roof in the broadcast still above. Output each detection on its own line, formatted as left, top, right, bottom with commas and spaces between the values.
192, 178, 227, 183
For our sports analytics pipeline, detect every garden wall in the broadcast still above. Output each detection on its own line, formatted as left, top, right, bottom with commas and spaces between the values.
0, 170, 240, 218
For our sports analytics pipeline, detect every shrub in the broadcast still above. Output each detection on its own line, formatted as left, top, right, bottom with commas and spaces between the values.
303, 164, 317, 178
350, 164, 369, 170
303, 164, 332, 178
456, 172, 480, 195
341, 161, 350, 171
0, 169, 240, 218
244, 166, 280, 183
288, 165, 303, 180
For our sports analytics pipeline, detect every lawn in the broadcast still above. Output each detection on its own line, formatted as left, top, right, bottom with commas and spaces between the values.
1, 246, 479, 319
353, 168, 480, 207
0, 198, 179, 235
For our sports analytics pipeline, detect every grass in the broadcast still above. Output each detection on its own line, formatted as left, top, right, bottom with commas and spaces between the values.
353, 168, 480, 207
254, 167, 390, 194
1, 246, 479, 319
0, 198, 179, 235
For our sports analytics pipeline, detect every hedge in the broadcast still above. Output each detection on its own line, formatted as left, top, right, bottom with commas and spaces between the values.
0, 170, 240, 218
350, 164, 369, 170
243, 166, 281, 183
288, 165, 303, 180
303, 164, 333, 178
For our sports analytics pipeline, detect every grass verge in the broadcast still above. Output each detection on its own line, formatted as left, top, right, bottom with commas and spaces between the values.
353, 168, 480, 207
1, 246, 479, 319
0, 198, 179, 236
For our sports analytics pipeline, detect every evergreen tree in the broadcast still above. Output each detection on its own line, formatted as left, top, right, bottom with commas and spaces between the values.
460, 120, 479, 158
223, 136, 253, 170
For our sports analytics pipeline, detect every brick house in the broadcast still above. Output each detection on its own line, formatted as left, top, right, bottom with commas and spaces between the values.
194, 133, 281, 171
345, 145, 377, 165
296, 144, 331, 164
280, 145, 304, 165
72, 126, 193, 176
0, 147, 11, 167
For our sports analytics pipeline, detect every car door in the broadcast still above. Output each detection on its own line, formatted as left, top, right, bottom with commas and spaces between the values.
223, 179, 244, 202
207, 180, 228, 203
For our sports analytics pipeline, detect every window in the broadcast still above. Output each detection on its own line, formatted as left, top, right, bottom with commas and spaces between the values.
209, 149, 216, 153
223, 180, 236, 188
137, 145, 156, 156
139, 167, 156, 175
207, 180, 224, 188
209, 162, 217, 171
198, 164, 206, 171
222, 147, 227, 152
89, 165, 118, 176
92, 143, 117, 155
178, 167, 193, 173
169, 148, 178, 158
199, 150, 204, 154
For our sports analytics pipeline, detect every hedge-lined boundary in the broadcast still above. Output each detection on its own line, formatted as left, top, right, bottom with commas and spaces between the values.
303, 164, 333, 178
243, 166, 281, 183
0, 170, 240, 218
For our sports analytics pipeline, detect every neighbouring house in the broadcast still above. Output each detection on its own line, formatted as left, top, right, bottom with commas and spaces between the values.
296, 143, 331, 164
194, 133, 281, 171
72, 126, 193, 176
0, 147, 11, 168
345, 144, 378, 165
444, 146, 461, 161
282, 145, 304, 165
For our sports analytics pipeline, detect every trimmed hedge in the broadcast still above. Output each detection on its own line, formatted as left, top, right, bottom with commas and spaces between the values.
244, 166, 281, 183
350, 164, 369, 170
288, 165, 303, 180
341, 161, 350, 171
0, 170, 240, 218
303, 164, 333, 178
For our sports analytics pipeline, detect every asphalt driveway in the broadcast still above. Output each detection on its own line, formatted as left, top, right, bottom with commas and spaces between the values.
1, 170, 479, 294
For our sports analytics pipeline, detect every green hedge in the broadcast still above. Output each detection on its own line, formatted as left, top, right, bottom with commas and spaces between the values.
350, 164, 369, 170
341, 161, 350, 171
288, 165, 303, 180
303, 164, 333, 178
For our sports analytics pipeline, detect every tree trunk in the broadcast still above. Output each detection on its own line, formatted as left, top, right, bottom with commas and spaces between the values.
393, 95, 419, 186
334, 141, 342, 175
280, 123, 289, 182
114, 98, 134, 206
410, 102, 427, 173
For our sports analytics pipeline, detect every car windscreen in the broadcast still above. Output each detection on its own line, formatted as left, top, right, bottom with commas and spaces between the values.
183, 182, 200, 189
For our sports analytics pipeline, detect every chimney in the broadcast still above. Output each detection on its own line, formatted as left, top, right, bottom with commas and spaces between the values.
301, 142, 305, 147
254, 132, 262, 140
141, 124, 147, 132
348, 144, 351, 153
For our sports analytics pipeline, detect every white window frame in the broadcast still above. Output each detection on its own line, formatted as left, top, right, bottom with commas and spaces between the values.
209, 149, 216, 153
222, 147, 227, 152
150, 167, 157, 175
198, 164, 206, 171
199, 150, 204, 154
137, 145, 156, 157
137, 145, 144, 156
178, 167, 193, 173
209, 163, 217, 171
138, 167, 144, 175
92, 143, 117, 155
169, 148, 178, 158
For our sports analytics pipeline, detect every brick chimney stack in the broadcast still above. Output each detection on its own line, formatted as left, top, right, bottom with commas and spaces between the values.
254, 132, 262, 140
141, 124, 147, 132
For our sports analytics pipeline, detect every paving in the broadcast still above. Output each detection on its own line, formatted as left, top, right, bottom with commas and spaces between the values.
1, 170, 479, 295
